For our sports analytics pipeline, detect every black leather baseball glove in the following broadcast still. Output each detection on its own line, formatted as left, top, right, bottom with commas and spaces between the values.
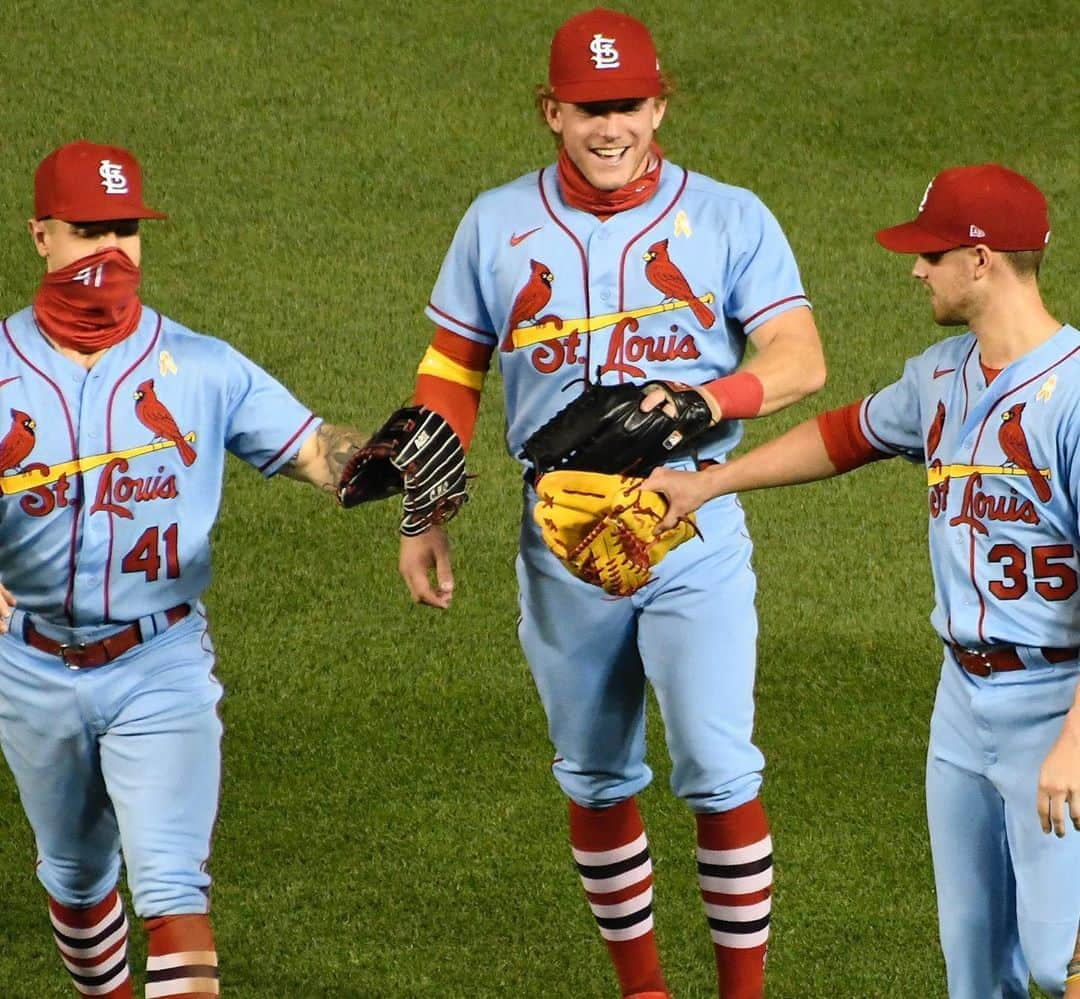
520, 380, 715, 477
338, 406, 467, 536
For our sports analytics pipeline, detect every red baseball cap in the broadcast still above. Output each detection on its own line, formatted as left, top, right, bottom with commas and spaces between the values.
875, 163, 1049, 254
34, 140, 167, 222
549, 8, 663, 103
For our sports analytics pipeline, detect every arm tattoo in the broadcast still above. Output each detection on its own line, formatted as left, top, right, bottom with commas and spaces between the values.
320, 423, 365, 486
286, 422, 368, 492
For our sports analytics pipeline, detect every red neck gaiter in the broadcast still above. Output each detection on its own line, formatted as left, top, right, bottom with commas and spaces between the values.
34, 247, 142, 352
556, 143, 663, 217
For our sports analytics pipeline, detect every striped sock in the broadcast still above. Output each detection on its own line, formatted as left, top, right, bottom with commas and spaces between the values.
696, 798, 773, 999
48, 889, 133, 998
570, 798, 668, 998
143, 914, 219, 998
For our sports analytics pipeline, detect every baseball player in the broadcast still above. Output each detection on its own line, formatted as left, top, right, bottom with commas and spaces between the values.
0, 140, 369, 999
397, 9, 825, 997
644, 164, 1080, 997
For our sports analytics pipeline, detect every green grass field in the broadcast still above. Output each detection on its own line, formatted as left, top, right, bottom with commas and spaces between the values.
2, 0, 1078, 996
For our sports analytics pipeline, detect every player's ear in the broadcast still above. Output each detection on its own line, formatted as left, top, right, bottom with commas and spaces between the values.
542, 97, 564, 135
972, 244, 993, 279
651, 98, 667, 130
27, 219, 49, 259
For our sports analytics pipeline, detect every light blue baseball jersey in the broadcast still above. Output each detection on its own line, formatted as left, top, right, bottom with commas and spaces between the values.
865, 324, 1080, 995
425, 159, 810, 461
860, 324, 1080, 650
0, 305, 319, 628
426, 157, 811, 814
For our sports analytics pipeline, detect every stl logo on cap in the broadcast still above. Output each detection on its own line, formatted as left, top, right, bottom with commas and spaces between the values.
548, 9, 663, 104
917, 178, 934, 214
589, 32, 620, 70
99, 160, 129, 196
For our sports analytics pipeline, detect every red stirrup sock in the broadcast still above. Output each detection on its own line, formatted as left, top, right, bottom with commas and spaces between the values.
143, 914, 219, 998
696, 798, 773, 999
48, 889, 133, 998
570, 798, 668, 997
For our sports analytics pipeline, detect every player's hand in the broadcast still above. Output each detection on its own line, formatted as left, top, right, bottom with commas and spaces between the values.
641, 465, 721, 533
640, 384, 722, 423
399, 526, 455, 610
0, 580, 15, 634
1037, 711, 1080, 836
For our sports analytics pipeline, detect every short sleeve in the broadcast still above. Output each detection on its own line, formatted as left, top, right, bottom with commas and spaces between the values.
425, 200, 498, 343
861, 357, 926, 461
724, 195, 809, 334
222, 345, 321, 476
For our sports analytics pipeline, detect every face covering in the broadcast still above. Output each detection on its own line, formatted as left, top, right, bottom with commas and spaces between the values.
34, 246, 142, 352
556, 143, 662, 217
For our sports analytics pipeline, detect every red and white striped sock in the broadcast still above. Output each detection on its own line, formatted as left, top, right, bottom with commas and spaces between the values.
48, 889, 133, 998
570, 798, 668, 998
143, 914, 219, 998
696, 798, 773, 999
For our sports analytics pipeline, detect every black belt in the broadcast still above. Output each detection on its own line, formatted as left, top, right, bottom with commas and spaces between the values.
23, 604, 191, 670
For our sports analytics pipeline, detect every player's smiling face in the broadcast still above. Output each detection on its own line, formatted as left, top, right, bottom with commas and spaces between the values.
544, 97, 667, 191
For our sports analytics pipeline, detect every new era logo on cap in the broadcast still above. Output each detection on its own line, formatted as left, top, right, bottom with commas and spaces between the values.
549, 8, 663, 103
34, 140, 167, 222
877, 163, 1049, 254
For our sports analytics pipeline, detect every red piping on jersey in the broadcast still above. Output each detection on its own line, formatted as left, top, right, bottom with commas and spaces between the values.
5, 317, 83, 625
964, 343, 1080, 643
259, 414, 318, 474
102, 313, 162, 622
538, 166, 592, 375
945, 612, 957, 646
743, 294, 811, 329
858, 393, 912, 454
617, 168, 689, 314
959, 340, 977, 423
426, 302, 494, 342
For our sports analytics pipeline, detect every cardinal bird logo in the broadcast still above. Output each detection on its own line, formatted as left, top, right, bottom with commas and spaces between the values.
0, 408, 36, 475
998, 402, 1051, 502
926, 400, 946, 460
501, 259, 556, 352
643, 239, 715, 329
133, 379, 197, 466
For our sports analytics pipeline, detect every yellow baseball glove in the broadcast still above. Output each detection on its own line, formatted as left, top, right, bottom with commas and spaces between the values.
533, 470, 699, 597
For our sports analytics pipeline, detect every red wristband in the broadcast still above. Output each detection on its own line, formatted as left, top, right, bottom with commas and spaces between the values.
703, 371, 764, 419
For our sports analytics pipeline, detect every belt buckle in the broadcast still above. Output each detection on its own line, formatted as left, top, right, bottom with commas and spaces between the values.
958, 646, 995, 676
59, 643, 88, 670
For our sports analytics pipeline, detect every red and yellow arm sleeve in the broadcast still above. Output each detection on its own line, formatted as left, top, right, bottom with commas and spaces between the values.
413, 327, 493, 451
816, 400, 891, 473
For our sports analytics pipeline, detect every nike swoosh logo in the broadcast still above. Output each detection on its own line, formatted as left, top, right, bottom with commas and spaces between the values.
933, 366, 956, 379
509, 226, 542, 247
